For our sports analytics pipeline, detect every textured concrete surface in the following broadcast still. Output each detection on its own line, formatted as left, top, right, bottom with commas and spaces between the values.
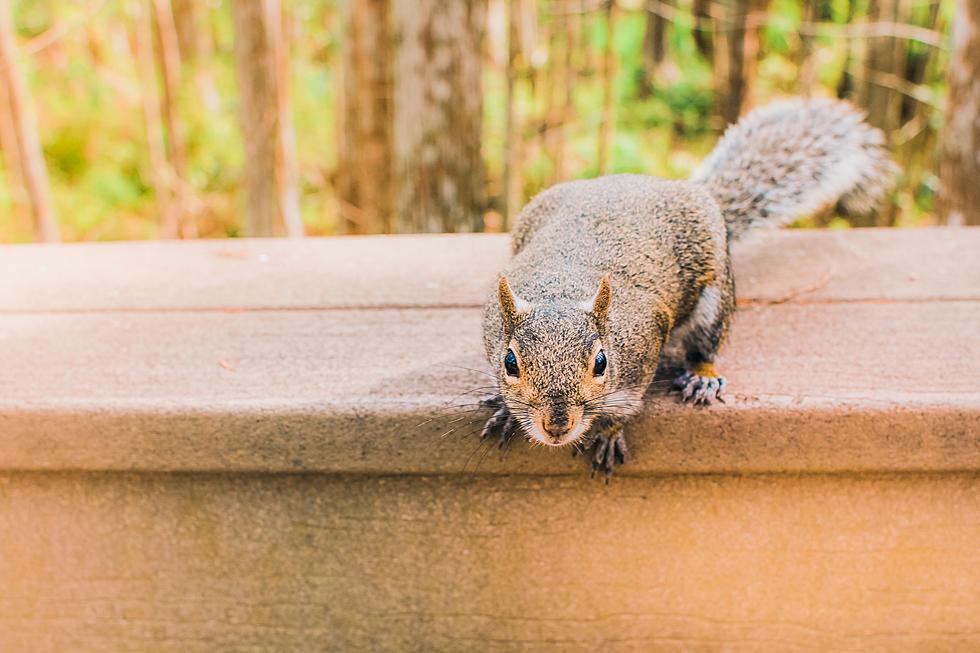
0, 302, 977, 473
1, 228, 977, 312
1, 473, 979, 652
1, 229, 979, 651
0, 229, 977, 473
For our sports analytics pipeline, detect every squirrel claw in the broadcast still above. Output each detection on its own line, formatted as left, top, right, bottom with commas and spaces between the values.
672, 370, 726, 406
590, 429, 627, 481
481, 405, 517, 449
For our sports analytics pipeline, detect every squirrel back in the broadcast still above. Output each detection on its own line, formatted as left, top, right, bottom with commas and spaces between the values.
691, 98, 898, 240
481, 98, 896, 472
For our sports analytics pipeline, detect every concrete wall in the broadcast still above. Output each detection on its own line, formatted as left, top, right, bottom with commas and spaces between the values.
1, 229, 978, 651
2, 473, 979, 652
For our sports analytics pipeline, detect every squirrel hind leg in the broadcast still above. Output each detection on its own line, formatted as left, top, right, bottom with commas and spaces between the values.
668, 279, 734, 406
673, 368, 727, 405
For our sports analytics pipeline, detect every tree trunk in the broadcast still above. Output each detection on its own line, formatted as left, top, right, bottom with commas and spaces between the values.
391, 0, 486, 232
544, 7, 571, 186
338, 0, 486, 233
797, 0, 818, 97
802, 0, 835, 97
713, 2, 735, 124
692, 0, 713, 60
640, 0, 670, 97
232, 0, 281, 237
132, 0, 178, 239
274, 3, 303, 237
337, 0, 393, 234
597, 0, 618, 175
836, 0, 858, 99
0, 72, 27, 227
939, 0, 980, 226
861, 0, 904, 133
0, 0, 58, 243
171, 0, 204, 61
713, 0, 767, 125
558, 3, 578, 182
152, 0, 196, 237
502, 0, 521, 228
171, 0, 220, 111
856, 0, 904, 225
899, 0, 940, 125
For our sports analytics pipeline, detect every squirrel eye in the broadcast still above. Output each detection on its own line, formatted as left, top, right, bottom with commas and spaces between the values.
504, 349, 520, 377
593, 350, 607, 377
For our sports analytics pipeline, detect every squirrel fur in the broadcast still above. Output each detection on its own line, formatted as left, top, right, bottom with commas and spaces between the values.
481, 98, 897, 477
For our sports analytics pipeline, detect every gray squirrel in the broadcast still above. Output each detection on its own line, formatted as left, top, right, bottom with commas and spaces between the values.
480, 98, 897, 477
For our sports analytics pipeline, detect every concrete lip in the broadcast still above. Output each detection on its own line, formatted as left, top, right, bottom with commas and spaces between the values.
1, 228, 978, 474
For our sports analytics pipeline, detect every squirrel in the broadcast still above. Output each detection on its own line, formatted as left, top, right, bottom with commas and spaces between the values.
480, 98, 897, 477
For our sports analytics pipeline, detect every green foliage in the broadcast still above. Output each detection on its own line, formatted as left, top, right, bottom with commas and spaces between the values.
0, 0, 955, 242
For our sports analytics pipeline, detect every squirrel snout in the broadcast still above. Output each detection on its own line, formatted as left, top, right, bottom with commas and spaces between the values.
536, 404, 585, 445
543, 411, 571, 438
544, 423, 568, 438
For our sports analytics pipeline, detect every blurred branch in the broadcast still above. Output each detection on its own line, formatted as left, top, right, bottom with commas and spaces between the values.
642, 0, 946, 49
850, 66, 939, 108
0, 0, 112, 77
23, 0, 111, 56
797, 19, 946, 50
892, 112, 930, 146
549, 0, 606, 14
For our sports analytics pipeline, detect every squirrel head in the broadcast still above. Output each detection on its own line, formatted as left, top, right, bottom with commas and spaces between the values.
493, 274, 615, 448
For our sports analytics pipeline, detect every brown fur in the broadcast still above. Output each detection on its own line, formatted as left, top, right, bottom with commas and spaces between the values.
481, 99, 896, 473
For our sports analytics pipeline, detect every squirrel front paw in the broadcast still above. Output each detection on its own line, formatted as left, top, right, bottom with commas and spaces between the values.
589, 426, 627, 481
479, 396, 518, 448
672, 366, 727, 405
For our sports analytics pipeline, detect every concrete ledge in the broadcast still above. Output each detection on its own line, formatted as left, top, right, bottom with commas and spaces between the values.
2, 228, 980, 651
1, 229, 978, 474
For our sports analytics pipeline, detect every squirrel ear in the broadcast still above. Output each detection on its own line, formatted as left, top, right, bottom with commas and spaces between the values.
581, 274, 612, 330
498, 275, 530, 332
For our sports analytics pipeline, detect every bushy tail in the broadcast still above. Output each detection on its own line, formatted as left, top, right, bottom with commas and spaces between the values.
691, 98, 898, 240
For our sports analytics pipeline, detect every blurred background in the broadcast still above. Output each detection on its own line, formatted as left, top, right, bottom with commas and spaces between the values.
0, 0, 975, 243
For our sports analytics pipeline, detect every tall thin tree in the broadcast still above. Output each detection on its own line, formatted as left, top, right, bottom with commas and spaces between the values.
273, 2, 303, 237
132, 0, 178, 238
337, 0, 393, 234
597, 0, 618, 175
558, 3, 579, 183
836, 0, 858, 99
0, 0, 58, 242
171, 0, 220, 111
640, 0, 670, 97
692, 0, 714, 60
502, 0, 522, 228
152, 0, 195, 237
797, 0, 818, 96
861, 0, 904, 135
713, 0, 767, 125
544, 9, 571, 186
0, 71, 26, 226
939, 0, 980, 226
232, 0, 302, 237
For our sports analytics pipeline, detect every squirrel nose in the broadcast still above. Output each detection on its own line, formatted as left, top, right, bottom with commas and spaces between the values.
544, 411, 570, 437
544, 423, 566, 438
